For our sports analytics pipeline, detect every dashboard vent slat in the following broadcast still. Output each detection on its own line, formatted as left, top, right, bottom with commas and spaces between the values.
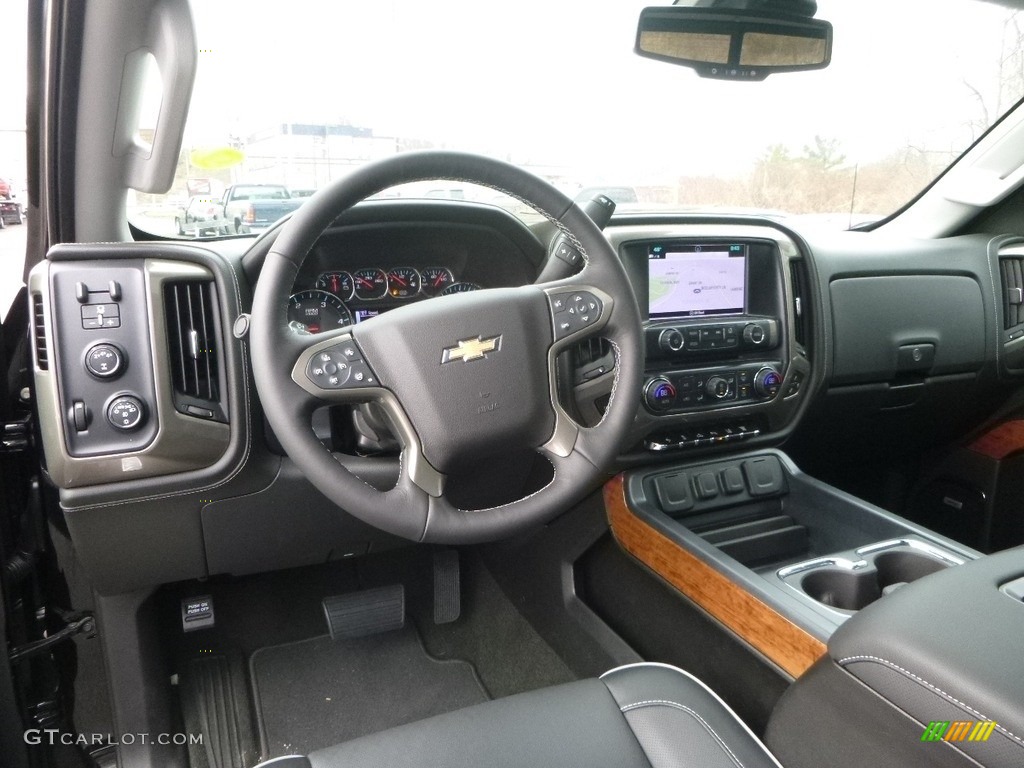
164, 281, 225, 419
1000, 256, 1024, 331
32, 294, 48, 370
789, 260, 810, 350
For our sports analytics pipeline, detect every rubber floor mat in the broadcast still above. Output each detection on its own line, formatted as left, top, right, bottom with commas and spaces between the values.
250, 626, 488, 758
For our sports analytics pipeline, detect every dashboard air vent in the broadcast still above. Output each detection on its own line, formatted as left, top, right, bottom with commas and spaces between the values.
572, 337, 614, 385
1000, 256, 1024, 330
789, 260, 810, 350
32, 294, 48, 370
164, 281, 226, 421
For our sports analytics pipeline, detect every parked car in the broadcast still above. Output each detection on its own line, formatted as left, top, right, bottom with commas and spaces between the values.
174, 195, 226, 236
220, 183, 304, 233
7, 3, 1024, 768
0, 198, 24, 227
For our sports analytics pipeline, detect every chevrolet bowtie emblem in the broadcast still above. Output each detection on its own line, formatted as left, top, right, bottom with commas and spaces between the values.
441, 335, 502, 364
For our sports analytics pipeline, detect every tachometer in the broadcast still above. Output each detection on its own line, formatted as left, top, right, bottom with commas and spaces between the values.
315, 271, 354, 300
440, 281, 481, 295
288, 290, 353, 334
352, 268, 389, 300
420, 267, 454, 297
386, 267, 421, 299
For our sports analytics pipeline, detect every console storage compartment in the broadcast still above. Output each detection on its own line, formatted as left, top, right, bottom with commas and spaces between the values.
606, 450, 979, 677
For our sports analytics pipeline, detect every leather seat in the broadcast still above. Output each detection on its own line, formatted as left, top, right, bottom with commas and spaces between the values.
255, 663, 782, 768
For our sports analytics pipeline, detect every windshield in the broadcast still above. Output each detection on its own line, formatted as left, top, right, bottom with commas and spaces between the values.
129, 0, 1024, 236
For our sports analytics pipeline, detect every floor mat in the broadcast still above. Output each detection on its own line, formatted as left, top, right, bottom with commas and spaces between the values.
250, 626, 488, 758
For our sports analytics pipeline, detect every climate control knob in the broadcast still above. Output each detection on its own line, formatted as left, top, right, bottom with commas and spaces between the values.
754, 367, 783, 398
644, 377, 677, 411
705, 376, 732, 399
658, 328, 685, 353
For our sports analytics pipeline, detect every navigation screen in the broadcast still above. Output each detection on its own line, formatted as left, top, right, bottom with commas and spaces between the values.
648, 244, 746, 318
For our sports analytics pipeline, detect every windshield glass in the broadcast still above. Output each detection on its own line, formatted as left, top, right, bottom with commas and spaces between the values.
129, 0, 1024, 236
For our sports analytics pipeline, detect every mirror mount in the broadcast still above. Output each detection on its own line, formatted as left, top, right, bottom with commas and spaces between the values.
636, 5, 832, 81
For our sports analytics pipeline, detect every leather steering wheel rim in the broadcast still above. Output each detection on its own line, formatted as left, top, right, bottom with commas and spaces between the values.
250, 151, 642, 543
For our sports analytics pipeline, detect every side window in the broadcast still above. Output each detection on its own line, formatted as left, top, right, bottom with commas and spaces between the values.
0, 0, 28, 321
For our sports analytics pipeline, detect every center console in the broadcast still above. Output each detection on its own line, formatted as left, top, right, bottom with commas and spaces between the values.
602, 225, 814, 457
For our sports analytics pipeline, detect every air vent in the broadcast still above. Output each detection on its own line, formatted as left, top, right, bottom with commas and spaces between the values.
572, 337, 614, 385
1000, 256, 1024, 331
164, 281, 226, 421
32, 294, 48, 370
789, 260, 810, 350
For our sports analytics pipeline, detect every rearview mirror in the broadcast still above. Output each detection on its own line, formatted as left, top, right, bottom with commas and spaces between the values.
635, 7, 832, 81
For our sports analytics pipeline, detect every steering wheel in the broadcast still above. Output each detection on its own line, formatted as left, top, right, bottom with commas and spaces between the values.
250, 151, 642, 543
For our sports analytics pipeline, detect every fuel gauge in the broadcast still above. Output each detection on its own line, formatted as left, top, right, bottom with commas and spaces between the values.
315, 271, 354, 300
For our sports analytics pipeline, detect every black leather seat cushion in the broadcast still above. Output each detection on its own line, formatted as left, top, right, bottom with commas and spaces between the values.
259, 663, 781, 768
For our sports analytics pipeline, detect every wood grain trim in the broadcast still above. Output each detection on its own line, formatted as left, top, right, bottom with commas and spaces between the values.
604, 474, 826, 678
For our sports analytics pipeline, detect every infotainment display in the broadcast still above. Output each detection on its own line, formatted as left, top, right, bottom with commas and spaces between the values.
648, 243, 747, 318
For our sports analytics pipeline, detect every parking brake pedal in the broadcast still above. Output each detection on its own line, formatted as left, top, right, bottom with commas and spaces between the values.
433, 549, 461, 624
322, 584, 405, 640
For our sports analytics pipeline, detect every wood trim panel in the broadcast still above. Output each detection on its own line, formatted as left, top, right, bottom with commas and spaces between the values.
604, 474, 826, 678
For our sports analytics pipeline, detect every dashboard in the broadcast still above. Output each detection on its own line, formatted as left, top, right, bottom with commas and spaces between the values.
25, 198, 1023, 593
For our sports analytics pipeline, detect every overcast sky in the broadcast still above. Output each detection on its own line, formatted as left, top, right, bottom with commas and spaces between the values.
1, 0, 1020, 189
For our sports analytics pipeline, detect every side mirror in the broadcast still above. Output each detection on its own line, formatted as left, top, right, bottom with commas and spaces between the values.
635, 6, 832, 81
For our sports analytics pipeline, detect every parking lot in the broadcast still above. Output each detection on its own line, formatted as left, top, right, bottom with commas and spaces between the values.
0, 218, 27, 321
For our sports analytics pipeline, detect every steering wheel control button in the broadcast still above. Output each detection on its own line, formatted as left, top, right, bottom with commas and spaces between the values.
552, 239, 583, 267
306, 339, 378, 389
85, 343, 125, 379
550, 290, 604, 339
107, 395, 145, 431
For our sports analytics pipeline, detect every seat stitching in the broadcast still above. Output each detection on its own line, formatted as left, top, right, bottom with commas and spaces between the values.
838, 655, 1024, 749
620, 699, 745, 768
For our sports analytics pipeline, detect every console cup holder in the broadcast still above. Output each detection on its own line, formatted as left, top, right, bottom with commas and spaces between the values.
782, 544, 958, 618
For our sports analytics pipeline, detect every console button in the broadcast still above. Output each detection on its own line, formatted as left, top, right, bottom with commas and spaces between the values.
107, 395, 145, 431
85, 343, 125, 379
654, 472, 694, 514
743, 456, 785, 496
659, 328, 685, 353
694, 472, 720, 499
721, 466, 745, 494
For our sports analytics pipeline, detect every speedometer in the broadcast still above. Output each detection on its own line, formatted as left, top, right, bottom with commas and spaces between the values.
440, 281, 481, 295
287, 290, 353, 334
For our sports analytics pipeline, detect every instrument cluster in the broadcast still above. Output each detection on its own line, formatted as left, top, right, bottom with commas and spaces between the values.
288, 267, 482, 335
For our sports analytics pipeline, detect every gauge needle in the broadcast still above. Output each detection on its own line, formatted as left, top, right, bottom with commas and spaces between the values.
434, 275, 445, 287
357, 278, 374, 288
392, 275, 407, 286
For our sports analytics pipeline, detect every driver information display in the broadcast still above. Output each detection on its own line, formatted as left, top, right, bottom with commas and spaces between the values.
648, 244, 746, 318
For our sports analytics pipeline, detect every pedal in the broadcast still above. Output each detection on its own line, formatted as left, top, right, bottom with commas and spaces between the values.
433, 548, 461, 624
179, 652, 258, 768
322, 584, 405, 640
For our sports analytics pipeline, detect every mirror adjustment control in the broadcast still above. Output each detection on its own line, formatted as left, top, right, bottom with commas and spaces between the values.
85, 343, 125, 379
107, 395, 145, 431
644, 377, 677, 411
